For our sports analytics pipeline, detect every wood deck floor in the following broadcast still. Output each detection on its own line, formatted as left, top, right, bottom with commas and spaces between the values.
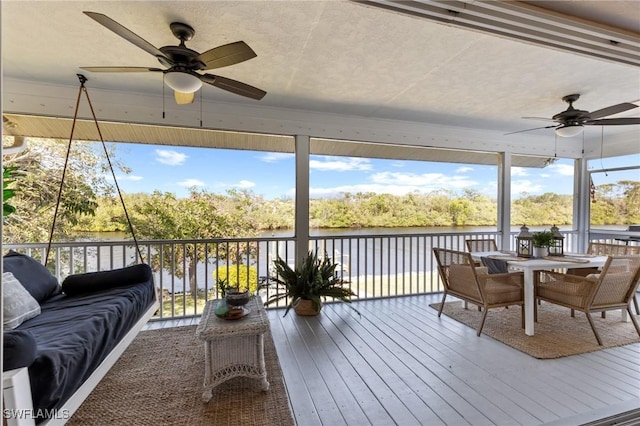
146, 294, 640, 426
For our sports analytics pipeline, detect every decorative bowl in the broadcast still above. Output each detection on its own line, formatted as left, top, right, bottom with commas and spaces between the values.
225, 290, 250, 307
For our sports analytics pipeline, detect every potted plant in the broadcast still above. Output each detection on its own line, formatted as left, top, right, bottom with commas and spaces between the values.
265, 251, 359, 317
532, 230, 554, 258
216, 278, 251, 307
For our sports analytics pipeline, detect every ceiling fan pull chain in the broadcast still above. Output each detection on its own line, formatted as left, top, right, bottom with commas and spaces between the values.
600, 126, 607, 176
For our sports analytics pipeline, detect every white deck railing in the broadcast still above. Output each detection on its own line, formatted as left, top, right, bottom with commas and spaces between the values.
5, 229, 582, 320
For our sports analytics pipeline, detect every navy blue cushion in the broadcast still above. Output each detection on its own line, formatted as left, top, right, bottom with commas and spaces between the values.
24, 279, 155, 418
62, 263, 152, 296
3, 251, 61, 303
481, 257, 510, 274
3, 330, 37, 371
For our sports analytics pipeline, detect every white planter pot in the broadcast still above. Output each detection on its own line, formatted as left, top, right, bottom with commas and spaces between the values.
533, 246, 548, 258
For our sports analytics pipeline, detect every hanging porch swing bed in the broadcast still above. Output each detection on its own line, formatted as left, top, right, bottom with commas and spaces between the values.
2, 76, 160, 425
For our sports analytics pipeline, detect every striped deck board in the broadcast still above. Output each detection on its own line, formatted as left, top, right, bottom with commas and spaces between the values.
146, 294, 640, 425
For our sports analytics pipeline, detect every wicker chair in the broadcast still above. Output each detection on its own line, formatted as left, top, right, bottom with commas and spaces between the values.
535, 255, 640, 345
567, 242, 640, 315
465, 238, 498, 253
433, 248, 524, 336
465, 238, 500, 269
568, 242, 631, 276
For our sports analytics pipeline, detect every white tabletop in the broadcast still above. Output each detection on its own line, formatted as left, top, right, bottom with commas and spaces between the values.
471, 251, 608, 270
196, 296, 270, 340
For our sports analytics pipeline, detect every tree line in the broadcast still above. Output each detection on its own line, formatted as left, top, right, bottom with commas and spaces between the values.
2, 137, 639, 245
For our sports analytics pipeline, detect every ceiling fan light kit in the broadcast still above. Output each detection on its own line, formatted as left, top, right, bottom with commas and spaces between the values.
555, 124, 583, 138
164, 71, 202, 93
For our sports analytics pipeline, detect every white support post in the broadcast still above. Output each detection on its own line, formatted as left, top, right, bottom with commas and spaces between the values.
574, 158, 590, 252
497, 152, 512, 250
294, 135, 310, 267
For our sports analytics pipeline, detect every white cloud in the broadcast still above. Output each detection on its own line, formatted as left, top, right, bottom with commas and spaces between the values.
307, 184, 412, 198
370, 171, 476, 190
156, 149, 187, 166
105, 174, 143, 182
548, 163, 574, 176
310, 157, 372, 172
512, 180, 544, 194
232, 180, 256, 189
259, 153, 294, 163
456, 166, 473, 173
512, 167, 528, 177
177, 178, 205, 187
126, 175, 143, 181
301, 171, 480, 198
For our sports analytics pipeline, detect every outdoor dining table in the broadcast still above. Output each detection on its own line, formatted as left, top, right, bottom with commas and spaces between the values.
471, 251, 608, 336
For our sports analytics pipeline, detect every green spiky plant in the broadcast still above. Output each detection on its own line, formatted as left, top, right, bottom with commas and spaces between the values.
532, 230, 555, 247
265, 251, 359, 317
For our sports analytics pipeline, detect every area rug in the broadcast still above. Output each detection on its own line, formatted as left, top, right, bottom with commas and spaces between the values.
68, 326, 294, 426
430, 301, 640, 359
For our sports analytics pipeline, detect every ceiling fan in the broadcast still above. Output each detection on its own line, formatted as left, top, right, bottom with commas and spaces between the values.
507, 94, 640, 137
80, 11, 266, 105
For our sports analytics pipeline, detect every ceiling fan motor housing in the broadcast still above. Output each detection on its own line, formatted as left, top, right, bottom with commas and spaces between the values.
553, 109, 591, 125
553, 94, 591, 125
158, 45, 206, 70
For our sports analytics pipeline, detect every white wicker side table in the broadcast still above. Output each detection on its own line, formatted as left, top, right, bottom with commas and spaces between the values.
195, 296, 271, 402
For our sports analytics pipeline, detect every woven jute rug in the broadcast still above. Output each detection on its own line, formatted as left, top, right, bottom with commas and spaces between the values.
430, 301, 640, 359
68, 326, 294, 426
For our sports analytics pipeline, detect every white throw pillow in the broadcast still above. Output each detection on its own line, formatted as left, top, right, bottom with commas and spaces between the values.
3, 272, 41, 329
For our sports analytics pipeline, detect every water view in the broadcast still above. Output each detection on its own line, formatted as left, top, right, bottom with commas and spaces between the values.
71, 225, 573, 295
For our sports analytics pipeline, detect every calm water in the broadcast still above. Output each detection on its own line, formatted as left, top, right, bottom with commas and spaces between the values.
88, 225, 502, 239
83, 223, 627, 241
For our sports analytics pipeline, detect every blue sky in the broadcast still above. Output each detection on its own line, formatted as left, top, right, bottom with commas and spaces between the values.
105, 143, 639, 200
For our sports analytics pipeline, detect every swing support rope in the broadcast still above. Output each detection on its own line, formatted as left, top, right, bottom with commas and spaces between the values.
46, 74, 144, 266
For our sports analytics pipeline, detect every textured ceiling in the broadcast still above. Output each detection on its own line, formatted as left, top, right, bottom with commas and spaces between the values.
2, 1, 639, 159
